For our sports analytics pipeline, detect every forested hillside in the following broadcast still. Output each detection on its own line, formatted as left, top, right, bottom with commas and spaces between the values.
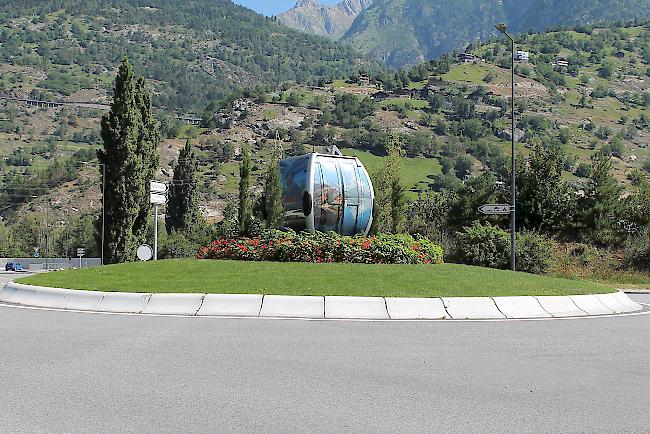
0, 0, 371, 111
344, 0, 650, 67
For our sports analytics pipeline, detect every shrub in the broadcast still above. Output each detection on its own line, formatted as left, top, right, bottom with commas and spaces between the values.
516, 231, 554, 275
454, 222, 553, 274
454, 222, 510, 269
160, 231, 202, 259
624, 228, 650, 271
197, 231, 443, 265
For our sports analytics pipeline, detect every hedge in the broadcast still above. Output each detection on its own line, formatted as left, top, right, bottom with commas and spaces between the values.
197, 231, 444, 265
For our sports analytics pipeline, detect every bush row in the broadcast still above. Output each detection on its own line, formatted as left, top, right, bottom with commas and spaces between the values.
197, 231, 444, 265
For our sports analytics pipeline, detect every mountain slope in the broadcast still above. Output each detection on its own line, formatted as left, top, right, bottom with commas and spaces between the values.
0, 0, 372, 111
343, 0, 650, 67
278, 0, 373, 39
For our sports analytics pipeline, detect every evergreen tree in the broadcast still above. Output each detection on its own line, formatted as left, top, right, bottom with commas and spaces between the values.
371, 136, 406, 233
577, 152, 623, 245
264, 159, 284, 229
390, 175, 406, 233
166, 139, 203, 234
238, 145, 253, 235
98, 59, 147, 263
133, 76, 161, 246
516, 141, 572, 233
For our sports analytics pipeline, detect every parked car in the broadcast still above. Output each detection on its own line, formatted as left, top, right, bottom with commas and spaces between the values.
5, 262, 24, 271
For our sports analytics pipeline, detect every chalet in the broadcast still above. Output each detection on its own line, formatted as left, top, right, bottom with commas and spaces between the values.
371, 91, 390, 102
514, 51, 529, 62
357, 74, 372, 86
458, 52, 478, 63
177, 116, 202, 126
554, 58, 569, 68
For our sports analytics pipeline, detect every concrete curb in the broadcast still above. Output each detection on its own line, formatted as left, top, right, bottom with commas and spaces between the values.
197, 294, 263, 317
95, 292, 152, 313
534, 296, 587, 318
570, 295, 614, 316
442, 297, 505, 319
0, 282, 644, 320
492, 296, 551, 319
325, 296, 389, 319
142, 294, 205, 316
259, 295, 324, 319
385, 298, 449, 320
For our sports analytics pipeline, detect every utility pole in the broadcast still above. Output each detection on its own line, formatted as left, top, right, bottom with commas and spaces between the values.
45, 200, 49, 271
496, 23, 516, 271
101, 163, 106, 266
153, 204, 158, 260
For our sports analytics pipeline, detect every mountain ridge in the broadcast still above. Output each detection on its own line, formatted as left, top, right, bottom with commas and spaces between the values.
278, 0, 373, 39
336, 0, 650, 67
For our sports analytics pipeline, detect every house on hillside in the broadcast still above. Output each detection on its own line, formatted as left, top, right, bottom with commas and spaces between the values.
554, 58, 569, 68
514, 51, 529, 62
459, 52, 478, 63
371, 91, 390, 102
357, 74, 372, 86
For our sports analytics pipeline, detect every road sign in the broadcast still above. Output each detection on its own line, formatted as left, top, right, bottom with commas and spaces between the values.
478, 204, 512, 215
150, 181, 168, 194
150, 193, 167, 205
77, 247, 86, 268
137, 244, 153, 261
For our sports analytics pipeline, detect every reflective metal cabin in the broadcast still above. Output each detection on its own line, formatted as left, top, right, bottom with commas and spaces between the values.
280, 152, 374, 236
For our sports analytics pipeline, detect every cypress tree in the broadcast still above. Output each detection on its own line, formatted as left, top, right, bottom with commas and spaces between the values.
238, 145, 253, 235
264, 159, 284, 229
390, 175, 406, 233
371, 136, 405, 234
166, 139, 203, 233
98, 59, 159, 263
133, 76, 160, 245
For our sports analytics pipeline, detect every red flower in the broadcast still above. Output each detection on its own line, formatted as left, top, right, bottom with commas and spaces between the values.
362, 240, 372, 250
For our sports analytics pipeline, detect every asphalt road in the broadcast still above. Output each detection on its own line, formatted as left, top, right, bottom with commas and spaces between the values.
1, 294, 649, 433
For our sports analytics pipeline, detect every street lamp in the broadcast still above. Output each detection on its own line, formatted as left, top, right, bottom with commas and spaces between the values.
495, 23, 516, 272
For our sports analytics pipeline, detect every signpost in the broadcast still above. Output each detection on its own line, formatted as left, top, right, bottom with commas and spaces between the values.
77, 247, 85, 268
478, 204, 512, 215
150, 181, 168, 261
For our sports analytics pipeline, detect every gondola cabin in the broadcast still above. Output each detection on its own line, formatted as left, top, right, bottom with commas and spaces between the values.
279, 152, 374, 236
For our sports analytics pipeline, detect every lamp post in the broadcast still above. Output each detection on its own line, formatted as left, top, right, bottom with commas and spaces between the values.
496, 23, 516, 272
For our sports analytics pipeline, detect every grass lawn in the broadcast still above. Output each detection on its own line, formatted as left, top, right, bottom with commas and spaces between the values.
17, 260, 614, 298
341, 148, 442, 194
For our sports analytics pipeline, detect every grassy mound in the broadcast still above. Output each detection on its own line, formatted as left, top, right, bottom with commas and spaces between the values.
16, 260, 614, 298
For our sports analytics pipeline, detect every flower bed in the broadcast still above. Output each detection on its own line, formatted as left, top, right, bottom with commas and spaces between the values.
197, 231, 444, 265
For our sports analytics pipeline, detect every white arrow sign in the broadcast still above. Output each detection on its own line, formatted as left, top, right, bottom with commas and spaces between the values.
150, 193, 167, 205
150, 181, 168, 194
478, 204, 512, 215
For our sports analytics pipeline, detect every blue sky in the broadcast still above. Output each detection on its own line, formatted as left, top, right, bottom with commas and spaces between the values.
233, 0, 339, 16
